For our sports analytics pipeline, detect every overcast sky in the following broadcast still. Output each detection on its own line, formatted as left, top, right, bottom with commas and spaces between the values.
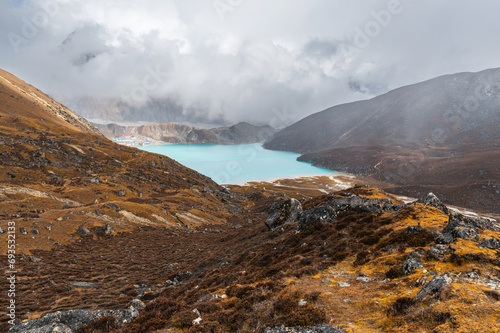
1, 0, 500, 125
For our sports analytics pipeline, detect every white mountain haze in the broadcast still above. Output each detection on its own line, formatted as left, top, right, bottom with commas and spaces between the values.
265, 67, 500, 214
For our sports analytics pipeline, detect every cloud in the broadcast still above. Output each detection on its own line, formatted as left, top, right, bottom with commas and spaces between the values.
1, 0, 500, 125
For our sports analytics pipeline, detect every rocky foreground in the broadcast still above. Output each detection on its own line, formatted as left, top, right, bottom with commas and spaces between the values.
4, 185, 500, 333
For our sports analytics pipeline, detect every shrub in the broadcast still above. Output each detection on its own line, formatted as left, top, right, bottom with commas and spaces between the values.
75, 316, 118, 333
390, 297, 415, 315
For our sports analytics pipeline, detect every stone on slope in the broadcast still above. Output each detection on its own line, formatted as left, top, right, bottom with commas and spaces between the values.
416, 192, 449, 214
478, 238, 500, 250
325, 195, 399, 214
8, 308, 138, 333
449, 213, 500, 232
93, 224, 115, 236
441, 215, 480, 242
69, 282, 99, 289
77, 226, 92, 237
264, 325, 344, 333
106, 203, 120, 212
427, 244, 449, 260
22, 323, 73, 333
402, 258, 424, 275
129, 299, 146, 311
265, 198, 302, 230
298, 205, 337, 231
414, 274, 452, 300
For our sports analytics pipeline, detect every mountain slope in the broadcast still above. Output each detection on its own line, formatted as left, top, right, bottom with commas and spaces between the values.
0, 69, 100, 135
265, 68, 500, 213
266, 69, 500, 152
94, 121, 276, 145
0, 69, 240, 256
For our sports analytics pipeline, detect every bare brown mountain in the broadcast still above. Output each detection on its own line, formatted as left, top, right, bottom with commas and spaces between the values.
94, 121, 276, 144
0, 69, 242, 256
265, 68, 500, 213
0, 69, 99, 135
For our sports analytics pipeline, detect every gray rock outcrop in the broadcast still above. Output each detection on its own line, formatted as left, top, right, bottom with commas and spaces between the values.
265, 198, 303, 230
8, 308, 138, 333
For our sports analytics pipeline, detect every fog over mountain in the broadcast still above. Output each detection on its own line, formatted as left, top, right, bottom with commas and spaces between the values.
265, 68, 500, 213
2, 1, 500, 124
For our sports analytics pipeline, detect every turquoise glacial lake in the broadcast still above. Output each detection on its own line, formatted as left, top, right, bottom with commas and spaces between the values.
139, 143, 334, 184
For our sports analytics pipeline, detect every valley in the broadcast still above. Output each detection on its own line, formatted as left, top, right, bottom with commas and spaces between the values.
1, 69, 500, 333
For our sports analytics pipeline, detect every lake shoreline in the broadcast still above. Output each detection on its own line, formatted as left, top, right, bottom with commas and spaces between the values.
138, 143, 335, 184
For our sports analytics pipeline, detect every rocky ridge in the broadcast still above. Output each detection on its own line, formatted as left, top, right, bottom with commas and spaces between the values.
93, 121, 276, 145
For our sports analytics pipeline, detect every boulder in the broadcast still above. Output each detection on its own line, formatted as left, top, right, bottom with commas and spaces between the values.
129, 299, 146, 311
325, 195, 398, 215
449, 213, 500, 232
21, 323, 73, 333
414, 273, 452, 300
478, 238, 500, 250
435, 232, 454, 244
427, 244, 449, 260
8, 308, 138, 333
196, 294, 221, 303
405, 225, 423, 234
264, 325, 344, 333
85, 178, 100, 185
106, 203, 120, 212
415, 271, 439, 287
402, 258, 424, 275
93, 224, 115, 236
441, 215, 480, 242
77, 226, 92, 237
265, 198, 302, 230
19, 227, 28, 235
356, 276, 370, 283
407, 249, 426, 259
70, 282, 99, 289
416, 192, 449, 214
298, 205, 337, 231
